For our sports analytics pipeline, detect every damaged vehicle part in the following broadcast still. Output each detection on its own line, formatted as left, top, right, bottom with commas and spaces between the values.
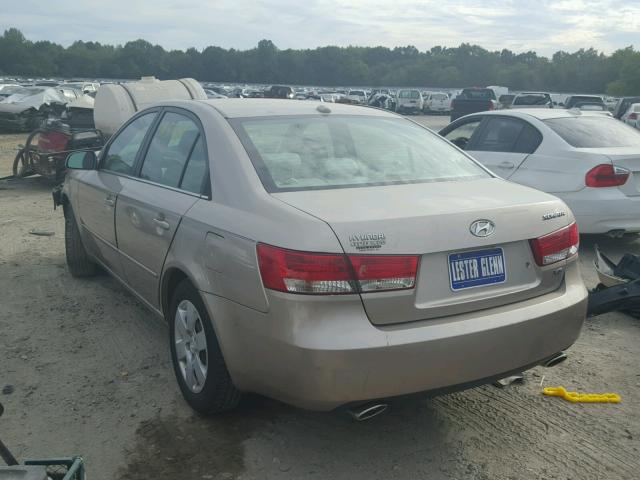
588, 245, 640, 317
0, 87, 67, 133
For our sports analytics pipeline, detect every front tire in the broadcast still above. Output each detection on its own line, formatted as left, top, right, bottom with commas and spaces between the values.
65, 206, 97, 277
169, 280, 241, 414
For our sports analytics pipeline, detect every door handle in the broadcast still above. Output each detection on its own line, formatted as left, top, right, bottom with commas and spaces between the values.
104, 195, 115, 207
499, 161, 515, 169
153, 217, 170, 230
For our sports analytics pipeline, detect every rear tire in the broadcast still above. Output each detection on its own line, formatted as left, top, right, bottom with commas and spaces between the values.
65, 206, 97, 277
169, 280, 241, 414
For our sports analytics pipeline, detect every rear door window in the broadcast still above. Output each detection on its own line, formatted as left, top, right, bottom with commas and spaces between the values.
139, 112, 200, 188
180, 137, 209, 194
473, 117, 524, 152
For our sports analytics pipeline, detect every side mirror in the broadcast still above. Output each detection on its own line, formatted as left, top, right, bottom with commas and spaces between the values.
66, 151, 97, 170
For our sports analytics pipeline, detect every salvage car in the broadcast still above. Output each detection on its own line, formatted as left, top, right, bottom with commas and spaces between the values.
396, 89, 423, 114
510, 92, 553, 109
423, 92, 451, 114
564, 95, 605, 110
59, 99, 587, 414
0, 87, 67, 132
440, 109, 640, 234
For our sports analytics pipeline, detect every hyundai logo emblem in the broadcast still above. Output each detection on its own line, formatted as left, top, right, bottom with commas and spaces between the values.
470, 220, 495, 237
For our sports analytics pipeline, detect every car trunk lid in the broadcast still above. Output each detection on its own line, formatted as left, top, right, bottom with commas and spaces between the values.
272, 177, 572, 325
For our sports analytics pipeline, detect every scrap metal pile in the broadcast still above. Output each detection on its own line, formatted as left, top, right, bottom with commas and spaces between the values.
588, 246, 640, 318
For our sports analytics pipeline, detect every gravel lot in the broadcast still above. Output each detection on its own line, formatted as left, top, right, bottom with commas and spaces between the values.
1, 117, 639, 479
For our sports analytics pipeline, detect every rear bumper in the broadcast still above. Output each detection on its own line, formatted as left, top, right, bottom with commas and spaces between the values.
560, 188, 640, 233
203, 261, 587, 411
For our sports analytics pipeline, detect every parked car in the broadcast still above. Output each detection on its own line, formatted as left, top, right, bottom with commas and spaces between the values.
604, 96, 618, 112
613, 96, 640, 119
439, 109, 640, 234
346, 89, 367, 104
423, 92, 451, 114
395, 89, 423, 114
564, 95, 605, 110
450, 88, 497, 121
59, 99, 587, 413
510, 92, 553, 109
265, 85, 294, 99
621, 103, 640, 129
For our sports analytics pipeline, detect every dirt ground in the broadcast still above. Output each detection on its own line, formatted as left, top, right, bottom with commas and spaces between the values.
1, 122, 639, 479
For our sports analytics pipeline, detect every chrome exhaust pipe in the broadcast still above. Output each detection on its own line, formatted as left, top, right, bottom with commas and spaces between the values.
348, 402, 388, 421
542, 351, 567, 368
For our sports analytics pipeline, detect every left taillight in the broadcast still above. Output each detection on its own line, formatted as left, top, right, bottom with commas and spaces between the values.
529, 222, 579, 266
585, 164, 629, 188
256, 244, 419, 295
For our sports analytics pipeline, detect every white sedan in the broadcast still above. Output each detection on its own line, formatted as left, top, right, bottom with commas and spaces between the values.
439, 109, 640, 234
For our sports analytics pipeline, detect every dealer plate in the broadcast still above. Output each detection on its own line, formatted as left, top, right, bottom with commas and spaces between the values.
448, 248, 506, 291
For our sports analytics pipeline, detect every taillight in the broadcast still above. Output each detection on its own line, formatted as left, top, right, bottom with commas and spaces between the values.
629, 112, 638, 120
488, 102, 495, 111
585, 164, 630, 187
529, 222, 579, 266
256, 244, 419, 295
349, 255, 418, 292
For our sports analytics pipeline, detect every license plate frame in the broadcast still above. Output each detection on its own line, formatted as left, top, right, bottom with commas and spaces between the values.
448, 247, 506, 291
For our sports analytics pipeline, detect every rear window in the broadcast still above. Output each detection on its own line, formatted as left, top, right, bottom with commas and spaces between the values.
432, 93, 448, 101
459, 89, 493, 100
513, 94, 549, 106
545, 117, 640, 148
398, 90, 420, 99
232, 116, 489, 192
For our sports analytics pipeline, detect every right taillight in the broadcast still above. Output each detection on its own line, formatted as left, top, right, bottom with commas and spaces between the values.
256, 243, 419, 295
629, 112, 638, 120
585, 164, 630, 187
529, 222, 579, 266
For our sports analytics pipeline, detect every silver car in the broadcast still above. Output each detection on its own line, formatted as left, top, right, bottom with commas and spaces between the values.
60, 99, 588, 413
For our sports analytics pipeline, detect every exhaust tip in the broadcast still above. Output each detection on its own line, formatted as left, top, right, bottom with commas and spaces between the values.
606, 229, 626, 238
348, 403, 388, 421
542, 351, 567, 368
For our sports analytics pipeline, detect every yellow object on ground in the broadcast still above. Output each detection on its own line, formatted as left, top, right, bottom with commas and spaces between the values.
543, 386, 621, 403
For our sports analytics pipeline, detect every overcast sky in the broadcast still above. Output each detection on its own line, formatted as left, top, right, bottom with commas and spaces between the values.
1, 0, 638, 56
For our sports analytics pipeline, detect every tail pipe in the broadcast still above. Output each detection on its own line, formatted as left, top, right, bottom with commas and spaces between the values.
542, 351, 567, 368
348, 402, 388, 421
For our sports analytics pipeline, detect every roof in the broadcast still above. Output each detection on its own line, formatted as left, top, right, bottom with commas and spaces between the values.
481, 108, 609, 121
198, 98, 395, 119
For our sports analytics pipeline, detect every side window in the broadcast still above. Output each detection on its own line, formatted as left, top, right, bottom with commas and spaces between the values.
474, 117, 524, 152
444, 119, 481, 150
513, 124, 542, 154
139, 112, 200, 188
180, 136, 208, 194
102, 113, 156, 175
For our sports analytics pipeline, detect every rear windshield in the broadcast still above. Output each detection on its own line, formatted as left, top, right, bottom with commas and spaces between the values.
545, 117, 640, 148
232, 116, 489, 192
432, 93, 448, 100
398, 90, 420, 99
459, 89, 493, 100
513, 94, 549, 106
349, 91, 365, 96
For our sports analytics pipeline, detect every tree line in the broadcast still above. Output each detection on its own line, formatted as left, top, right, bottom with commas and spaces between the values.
1, 28, 639, 95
